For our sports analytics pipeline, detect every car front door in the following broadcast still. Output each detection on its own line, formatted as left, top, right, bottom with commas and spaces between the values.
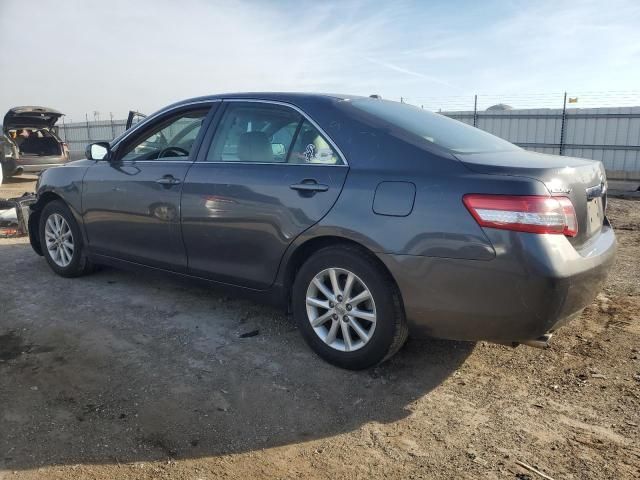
181, 100, 349, 289
82, 103, 216, 271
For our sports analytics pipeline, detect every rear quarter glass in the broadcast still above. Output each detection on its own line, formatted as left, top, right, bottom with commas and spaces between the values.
349, 98, 520, 154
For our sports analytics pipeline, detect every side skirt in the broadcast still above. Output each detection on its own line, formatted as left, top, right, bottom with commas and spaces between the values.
89, 253, 288, 308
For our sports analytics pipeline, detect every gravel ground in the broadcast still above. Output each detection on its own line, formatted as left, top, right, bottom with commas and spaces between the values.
0, 179, 638, 479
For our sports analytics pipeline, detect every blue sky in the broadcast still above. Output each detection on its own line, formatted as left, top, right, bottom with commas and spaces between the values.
1, 0, 639, 120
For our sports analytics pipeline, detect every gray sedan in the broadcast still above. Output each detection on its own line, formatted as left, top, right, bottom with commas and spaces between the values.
27, 93, 616, 369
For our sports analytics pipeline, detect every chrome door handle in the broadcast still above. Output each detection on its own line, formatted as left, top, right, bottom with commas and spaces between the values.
156, 175, 181, 186
289, 181, 329, 192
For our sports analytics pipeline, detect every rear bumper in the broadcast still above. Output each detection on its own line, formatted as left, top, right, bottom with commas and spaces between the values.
19, 163, 66, 173
1, 157, 19, 176
379, 221, 616, 342
16, 156, 68, 173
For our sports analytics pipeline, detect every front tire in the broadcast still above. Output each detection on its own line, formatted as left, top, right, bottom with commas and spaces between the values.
39, 200, 93, 278
292, 245, 408, 370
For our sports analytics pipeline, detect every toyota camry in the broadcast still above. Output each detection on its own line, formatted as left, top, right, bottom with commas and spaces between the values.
27, 93, 616, 369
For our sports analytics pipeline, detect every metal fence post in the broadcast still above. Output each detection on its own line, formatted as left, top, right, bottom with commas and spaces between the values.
61, 116, 67, 142
559, 92, 567, 155
473, 94, 478, 127
85, 113, 92, 143
110, 112, 116, 138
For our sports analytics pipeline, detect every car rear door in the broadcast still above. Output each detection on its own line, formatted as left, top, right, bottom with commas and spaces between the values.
82, 102, 217, 271
181, 100, 349, 289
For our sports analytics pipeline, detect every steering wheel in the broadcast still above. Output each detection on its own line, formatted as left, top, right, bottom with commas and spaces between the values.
157, 146, 189, 158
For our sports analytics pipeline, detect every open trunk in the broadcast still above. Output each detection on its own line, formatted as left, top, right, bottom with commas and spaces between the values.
15, 130, 62, 157
3, 106, 63, 130
456, 150, 607, 248
3, 106, 67, 171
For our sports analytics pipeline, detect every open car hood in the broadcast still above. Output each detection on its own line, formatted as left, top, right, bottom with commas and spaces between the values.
3, 106, 63, 131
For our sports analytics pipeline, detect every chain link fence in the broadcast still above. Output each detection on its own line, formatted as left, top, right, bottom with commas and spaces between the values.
59, 117, 128, 160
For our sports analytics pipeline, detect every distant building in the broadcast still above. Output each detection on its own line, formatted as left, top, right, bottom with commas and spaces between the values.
486, 103, 513, 111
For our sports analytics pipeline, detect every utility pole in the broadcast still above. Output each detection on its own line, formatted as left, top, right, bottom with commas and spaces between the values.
559, 92, 567, 156
473, 94, 478, 127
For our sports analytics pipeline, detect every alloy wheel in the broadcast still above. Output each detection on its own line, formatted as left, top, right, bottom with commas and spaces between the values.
44, 213, 74, 267
305, 267, 377, 352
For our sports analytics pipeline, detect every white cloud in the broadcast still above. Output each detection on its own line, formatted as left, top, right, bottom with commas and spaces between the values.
364, 57, 461, 90
1, 0, 639, 119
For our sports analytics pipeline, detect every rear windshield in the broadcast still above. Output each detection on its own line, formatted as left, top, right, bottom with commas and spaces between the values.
350, 99, 520, 154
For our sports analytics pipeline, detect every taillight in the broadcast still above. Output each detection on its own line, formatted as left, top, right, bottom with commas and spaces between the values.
463, 194, 578, 237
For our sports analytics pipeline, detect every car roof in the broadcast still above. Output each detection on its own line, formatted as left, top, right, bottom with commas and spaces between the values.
166, 92, 368, 109
110, 92, 372, 147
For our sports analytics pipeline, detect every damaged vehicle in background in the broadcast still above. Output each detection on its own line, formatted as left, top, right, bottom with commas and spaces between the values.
0, 194, 33, 237
1, 132, 19, 184
2, 106, 70, 178
0, 130, 37, 235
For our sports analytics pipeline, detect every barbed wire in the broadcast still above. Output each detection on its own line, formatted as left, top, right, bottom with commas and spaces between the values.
61, 91, 640, 123
400, 90, 640, 112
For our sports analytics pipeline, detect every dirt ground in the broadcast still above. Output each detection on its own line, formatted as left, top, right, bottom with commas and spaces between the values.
0, 176, 37, 201
0, 176, 638, 479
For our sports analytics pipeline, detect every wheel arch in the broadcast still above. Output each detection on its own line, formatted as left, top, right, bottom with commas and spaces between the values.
28, 191, 67, 256
29, 191, 84, 256
33, 191, 65, 210
280, 235, 403, 311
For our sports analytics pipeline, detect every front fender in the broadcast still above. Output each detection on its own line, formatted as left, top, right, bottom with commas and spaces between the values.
28, 161, 93, 255
28, 208, 43, 255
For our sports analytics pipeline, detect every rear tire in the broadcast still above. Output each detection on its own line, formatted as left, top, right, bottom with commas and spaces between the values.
292, 245, 408, 370
39, 200, 93, 278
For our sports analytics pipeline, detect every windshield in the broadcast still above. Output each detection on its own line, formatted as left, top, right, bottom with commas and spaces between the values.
350, 99, 520, 154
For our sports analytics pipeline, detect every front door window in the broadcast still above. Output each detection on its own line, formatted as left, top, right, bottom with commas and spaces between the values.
121, 109, 208, 161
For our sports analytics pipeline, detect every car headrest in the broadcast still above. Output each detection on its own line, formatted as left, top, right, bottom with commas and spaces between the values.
237, 131, 272, 163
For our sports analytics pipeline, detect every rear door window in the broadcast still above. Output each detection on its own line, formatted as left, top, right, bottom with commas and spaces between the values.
288, 120, 342, 165
205, 102, 343, 165
206, 103, 300, 163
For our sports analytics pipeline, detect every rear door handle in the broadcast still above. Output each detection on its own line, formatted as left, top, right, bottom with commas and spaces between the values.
289, 180, 329, 192
156, 175, 181, 186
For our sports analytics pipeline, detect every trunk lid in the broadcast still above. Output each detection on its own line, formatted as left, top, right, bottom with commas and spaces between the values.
456, 150, 607, 247
3, 106, 63, 131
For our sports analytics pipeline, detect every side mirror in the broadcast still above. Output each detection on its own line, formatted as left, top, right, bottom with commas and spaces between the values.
86, 142, 110, 161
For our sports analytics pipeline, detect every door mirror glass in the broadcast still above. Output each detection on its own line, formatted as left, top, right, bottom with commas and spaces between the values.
86, 142, 110, 160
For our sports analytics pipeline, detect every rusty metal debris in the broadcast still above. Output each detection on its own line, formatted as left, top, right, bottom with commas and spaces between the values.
0, 194, 36, 238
